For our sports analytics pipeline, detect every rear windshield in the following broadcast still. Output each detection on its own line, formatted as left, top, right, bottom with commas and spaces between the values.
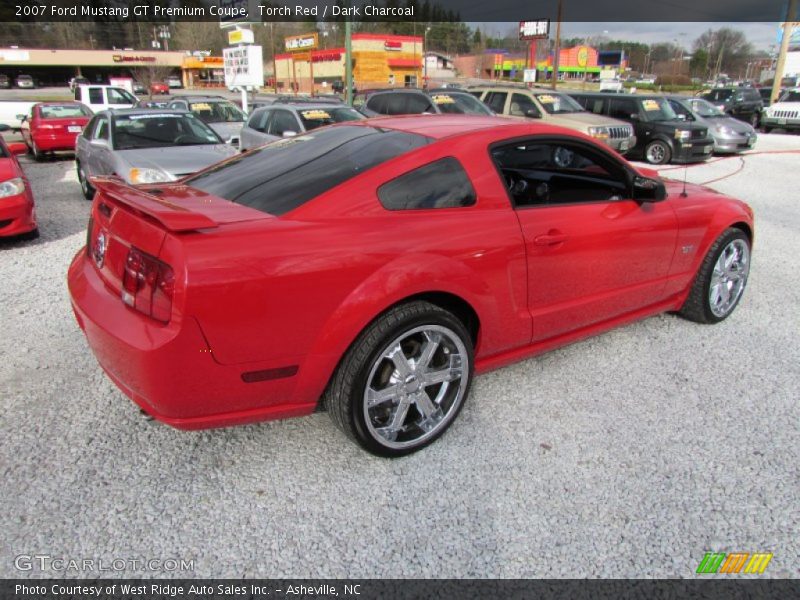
297, 107, 363, 130
40, 104, 92, 119
186, 125, 430, 216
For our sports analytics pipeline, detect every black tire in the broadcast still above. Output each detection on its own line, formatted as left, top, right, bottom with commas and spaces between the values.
76, 162, 94, 200
679, 228, 751, 324
16, 228, 39, 241
325, 300, 474, 457
644, 140, 672, 165
761, 125, 772, 134
30, 141, 42, 162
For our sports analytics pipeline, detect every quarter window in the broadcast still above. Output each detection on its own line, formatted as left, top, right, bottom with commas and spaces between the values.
378, 157, 476, 210
87, 88, 103, 105
484, 92, 508, 113
93, 117, 109, 140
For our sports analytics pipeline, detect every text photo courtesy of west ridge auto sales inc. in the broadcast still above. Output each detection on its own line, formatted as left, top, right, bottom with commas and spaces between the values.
0, 0, 798, 597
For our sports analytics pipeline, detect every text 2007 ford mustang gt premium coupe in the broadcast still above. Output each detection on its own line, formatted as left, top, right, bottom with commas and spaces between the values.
68, 116, 754, 456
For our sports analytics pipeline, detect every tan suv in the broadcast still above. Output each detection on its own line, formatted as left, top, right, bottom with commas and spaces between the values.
469, 85, 636, 154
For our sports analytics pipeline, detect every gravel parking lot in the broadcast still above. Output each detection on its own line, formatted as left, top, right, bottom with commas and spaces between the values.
1, 134, 798, 579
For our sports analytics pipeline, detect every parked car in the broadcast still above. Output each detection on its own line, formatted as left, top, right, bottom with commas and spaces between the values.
166, 95, 246, 145
74, 109, 238, 199
167, 76, 183, 89
700, 87, 763, 127
356, 88, 493, 117
667, 96, 757, 154
569, 92, 714, 164
468, 85, 636, 154
239, 102, 364, 150
0, 124, 37, 240
15, 74, 35, 89
136, 99, 170, 109
149, 81, 169, 95
0, 74, 11, 89
19, 102, 93, 160
760, 88, 800, 133
133, 82, 147, 95
74, 85, 138, 112
69, 76, 90, 92
68, 116, 754, 456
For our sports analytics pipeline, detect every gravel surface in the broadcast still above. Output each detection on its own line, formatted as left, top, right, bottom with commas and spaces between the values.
1, 134, 798, 579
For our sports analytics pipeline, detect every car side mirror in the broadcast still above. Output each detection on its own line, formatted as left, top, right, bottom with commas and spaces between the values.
630, 113, 640, 121
526, 110, 542, 119
8, 142, 27, 155
676, 113, 687, 121
90, 138, 110, 148
633, 175, 667, 202
282, 131, 297, 138
16, 114, 27, 122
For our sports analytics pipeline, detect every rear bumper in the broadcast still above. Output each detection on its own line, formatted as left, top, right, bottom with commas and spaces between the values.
0, 192, 36, 237
33, 132, 80, 152
67, 248, 317, 429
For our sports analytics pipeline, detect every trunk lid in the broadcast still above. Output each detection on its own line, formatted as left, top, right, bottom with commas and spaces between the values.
86, 178, 272, 297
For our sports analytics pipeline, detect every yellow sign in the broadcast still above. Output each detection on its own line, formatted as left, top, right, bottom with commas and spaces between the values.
228, 29, 254, 45
301, 110, 331, 119
285, 33, 318, 52
577, 46, 589, 68
431, 94, 455, 104
642, 99, 660, 111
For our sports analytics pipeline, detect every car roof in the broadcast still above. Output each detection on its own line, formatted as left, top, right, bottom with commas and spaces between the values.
253, 103, 354, 114
99, 108, 189, 118
172, 95, 227, 101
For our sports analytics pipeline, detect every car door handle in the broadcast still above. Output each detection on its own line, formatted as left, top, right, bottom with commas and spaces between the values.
533, 231, 569, 246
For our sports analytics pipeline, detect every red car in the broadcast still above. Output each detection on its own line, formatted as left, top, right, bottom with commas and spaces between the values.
20, 102, 92, 160
0, 124, 37, 239
150, 82, 169, 95
67, 116, 753, 456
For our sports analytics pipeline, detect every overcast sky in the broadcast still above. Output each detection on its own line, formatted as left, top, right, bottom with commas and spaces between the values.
478, 22, 781, 52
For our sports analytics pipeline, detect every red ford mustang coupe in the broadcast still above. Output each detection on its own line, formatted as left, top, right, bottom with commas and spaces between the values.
68, 116, 753, 456
20, 102, 92, 160
0, 125, 38, 240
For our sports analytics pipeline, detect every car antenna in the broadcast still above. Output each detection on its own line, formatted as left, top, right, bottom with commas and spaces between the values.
680, 164, 689, 197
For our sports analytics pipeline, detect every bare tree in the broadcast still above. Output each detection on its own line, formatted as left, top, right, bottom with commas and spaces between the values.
131, 62, 175, 98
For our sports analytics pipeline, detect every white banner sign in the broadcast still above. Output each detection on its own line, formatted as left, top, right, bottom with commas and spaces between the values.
223, 45, 263, 88
523, 69, 537, 83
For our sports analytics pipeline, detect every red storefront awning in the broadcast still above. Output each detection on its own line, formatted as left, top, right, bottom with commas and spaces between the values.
388, 58, 419, 69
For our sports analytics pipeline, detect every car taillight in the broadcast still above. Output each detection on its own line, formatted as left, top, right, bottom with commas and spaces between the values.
86, 216, 94, 251
121, 247, 174, 323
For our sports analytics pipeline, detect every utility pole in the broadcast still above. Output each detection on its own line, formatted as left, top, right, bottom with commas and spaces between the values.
772, 0, 798, 105
551, 0, 563, 89
345, 19, 353, 106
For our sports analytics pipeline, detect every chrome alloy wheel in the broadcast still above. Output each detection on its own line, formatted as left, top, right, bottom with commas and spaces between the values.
709, 238, 750, 317
363, 325, 469, 450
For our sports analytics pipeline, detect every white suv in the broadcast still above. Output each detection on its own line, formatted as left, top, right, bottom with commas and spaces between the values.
761, 88, 800, 133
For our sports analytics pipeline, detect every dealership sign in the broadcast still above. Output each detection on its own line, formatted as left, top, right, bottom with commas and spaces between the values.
519, 20, 549, 40
285, 34, 318, 52
223, 45, 263, 88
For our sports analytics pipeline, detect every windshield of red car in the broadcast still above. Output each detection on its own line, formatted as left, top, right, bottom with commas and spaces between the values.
40, 104, 92, 119
186, 125, 431, 216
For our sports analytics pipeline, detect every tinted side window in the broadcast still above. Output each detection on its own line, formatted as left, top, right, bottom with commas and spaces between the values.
510, 93, 540, 117
268, 110, 299, 136
378, 157, 476, 210
366, 95, 390, 114
608, 98, 637, 120
484, 92, 508, 113
88, 88, 103, 105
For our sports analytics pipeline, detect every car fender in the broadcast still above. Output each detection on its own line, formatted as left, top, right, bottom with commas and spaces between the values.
292, 251, 506, 404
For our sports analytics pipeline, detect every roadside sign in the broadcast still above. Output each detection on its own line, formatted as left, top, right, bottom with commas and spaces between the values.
285, 33, 319, 52
523, 69, 537, 83
228, 28, 254, 45
223, 45, 263, 88
519, 20, 550, 40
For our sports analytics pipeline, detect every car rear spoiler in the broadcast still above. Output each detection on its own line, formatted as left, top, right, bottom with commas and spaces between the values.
91, 177, 218, 232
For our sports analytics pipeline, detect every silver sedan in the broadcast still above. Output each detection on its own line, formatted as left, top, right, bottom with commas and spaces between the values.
668, 97, 757, 154
75, 109, 238, 199
239, 103, 364, 151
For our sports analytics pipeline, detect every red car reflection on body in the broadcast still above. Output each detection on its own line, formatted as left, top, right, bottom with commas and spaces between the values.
67, 116, 754, 456
0, 125, 37, 239
21, 102, 92, 160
